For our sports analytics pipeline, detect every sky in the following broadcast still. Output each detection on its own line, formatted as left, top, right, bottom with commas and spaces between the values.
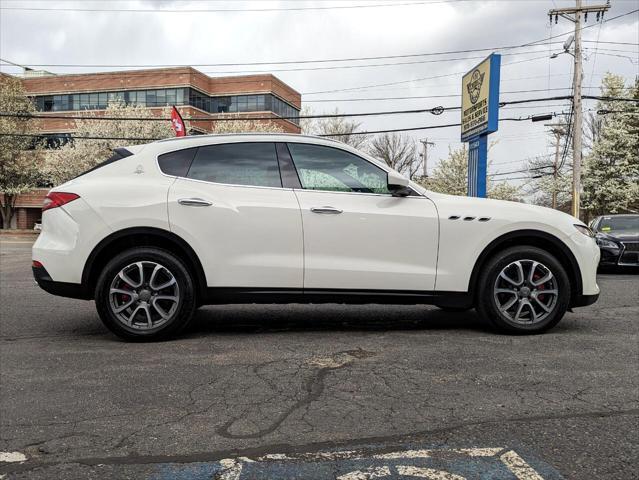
0, 0, 637, 185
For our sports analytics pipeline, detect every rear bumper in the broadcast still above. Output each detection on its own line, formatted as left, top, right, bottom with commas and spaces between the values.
32, 264, 90, 300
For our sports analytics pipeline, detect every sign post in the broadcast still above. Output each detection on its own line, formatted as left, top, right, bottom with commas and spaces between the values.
461, 53, 501, 198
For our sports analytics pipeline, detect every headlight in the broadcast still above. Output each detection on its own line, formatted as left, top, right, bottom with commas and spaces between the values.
596, 237, 619, 249
574, 224, 595, 238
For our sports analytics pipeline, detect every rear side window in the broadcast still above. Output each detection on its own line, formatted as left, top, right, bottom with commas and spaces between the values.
158, 147, 197, 177
187, 142, 281, 188
76, 147, 133, 178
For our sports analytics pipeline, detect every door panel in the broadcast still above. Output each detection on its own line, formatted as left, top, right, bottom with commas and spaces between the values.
294, 190, 439, 291
164, 142, 303, 289
168, 179, 303, 288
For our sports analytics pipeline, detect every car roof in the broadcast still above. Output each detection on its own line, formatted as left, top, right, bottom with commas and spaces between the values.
139, 133, 387, 167
154, 132, 344, 146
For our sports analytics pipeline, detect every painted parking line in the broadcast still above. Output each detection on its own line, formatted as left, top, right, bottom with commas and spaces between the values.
0, 452, 27, 463
152, 445, 562, 479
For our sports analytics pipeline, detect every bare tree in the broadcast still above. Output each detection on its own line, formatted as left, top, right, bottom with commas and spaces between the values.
302, 107, 369, 149
368, 133, 420, 179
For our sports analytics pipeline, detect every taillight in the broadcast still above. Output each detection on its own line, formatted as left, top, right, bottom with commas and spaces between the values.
42, 192, 80, 212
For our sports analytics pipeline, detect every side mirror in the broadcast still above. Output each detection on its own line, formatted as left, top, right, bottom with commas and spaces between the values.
387, 171, 411, 197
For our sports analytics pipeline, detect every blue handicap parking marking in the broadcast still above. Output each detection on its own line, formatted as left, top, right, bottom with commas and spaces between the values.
152, 445, 564, 479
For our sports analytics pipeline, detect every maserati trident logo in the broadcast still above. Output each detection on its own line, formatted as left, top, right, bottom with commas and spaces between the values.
467, 69, 485, 104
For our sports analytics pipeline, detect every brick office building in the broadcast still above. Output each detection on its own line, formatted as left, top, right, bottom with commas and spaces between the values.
3, 67, 302, 229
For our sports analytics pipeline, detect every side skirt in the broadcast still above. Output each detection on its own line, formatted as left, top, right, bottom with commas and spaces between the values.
203, 288, 473, 308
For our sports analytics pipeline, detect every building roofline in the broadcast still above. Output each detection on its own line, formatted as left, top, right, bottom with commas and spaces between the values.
17, 66, 298, 91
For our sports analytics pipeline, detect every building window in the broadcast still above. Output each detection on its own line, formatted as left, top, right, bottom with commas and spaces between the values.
30, 88, 299, 124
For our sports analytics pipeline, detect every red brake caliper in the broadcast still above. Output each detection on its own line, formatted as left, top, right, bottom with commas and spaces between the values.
533, 272, 545, 301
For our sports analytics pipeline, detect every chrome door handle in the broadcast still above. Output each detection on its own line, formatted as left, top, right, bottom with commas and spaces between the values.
178, 198, 212, 207
311, 206, 343, 214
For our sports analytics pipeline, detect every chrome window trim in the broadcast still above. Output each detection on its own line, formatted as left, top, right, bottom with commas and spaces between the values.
292, 187, 426, 199
154, 139, 425, 198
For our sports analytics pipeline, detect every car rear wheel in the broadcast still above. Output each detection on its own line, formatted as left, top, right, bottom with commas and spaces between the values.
476, 246, 570, 334
95, 247, 196, 341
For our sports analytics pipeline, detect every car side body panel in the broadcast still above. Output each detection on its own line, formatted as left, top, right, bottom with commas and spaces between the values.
293, 189, 439, 291
167, 178, 304, 288
427, 191, 600, 296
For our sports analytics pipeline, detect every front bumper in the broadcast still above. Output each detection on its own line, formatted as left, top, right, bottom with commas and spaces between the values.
32, 264, 90, 300
571, 293, 600, 307
598, 243, 639, 266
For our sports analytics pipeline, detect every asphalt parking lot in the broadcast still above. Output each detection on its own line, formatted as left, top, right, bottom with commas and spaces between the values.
1, 237, 638, 480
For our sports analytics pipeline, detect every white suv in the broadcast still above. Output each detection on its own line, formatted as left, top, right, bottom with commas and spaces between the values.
33, 134, 600, 340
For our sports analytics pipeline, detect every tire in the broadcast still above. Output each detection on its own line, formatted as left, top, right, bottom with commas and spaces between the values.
436, 306, 473, 312
475, 246, 570, 334
95, 247, 197, 341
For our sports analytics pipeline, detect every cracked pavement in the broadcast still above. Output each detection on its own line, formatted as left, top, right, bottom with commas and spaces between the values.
1, 238, 638, 479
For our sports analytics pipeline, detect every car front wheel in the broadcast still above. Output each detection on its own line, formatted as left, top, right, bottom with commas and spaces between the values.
95, 247, 197, 341
476, 246, 570, 334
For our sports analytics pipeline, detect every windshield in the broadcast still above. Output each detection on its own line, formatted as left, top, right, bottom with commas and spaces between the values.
598, 215, 639, 232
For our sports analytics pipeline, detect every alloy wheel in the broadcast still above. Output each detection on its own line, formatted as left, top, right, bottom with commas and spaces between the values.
109, 261, 180, 330
493, 259, 559, 325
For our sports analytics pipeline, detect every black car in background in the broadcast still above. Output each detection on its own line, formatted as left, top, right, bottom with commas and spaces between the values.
589, 214, 639, 267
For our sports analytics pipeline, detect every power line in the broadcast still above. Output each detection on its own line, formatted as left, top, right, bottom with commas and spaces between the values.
305, 87, 589, 103
522, 8, 639, 48
0, 0, 464, 14
301, 9, 639, 95
0, 50, 558, 75
0, 105, 457, 122
489, 165, 555, 177
0, 109, 592, 142
0, 45, 565, 69
1, 95, 633, 123
302, 55, 552, 95
491, 174, 546, 182
4, 44, 631, 71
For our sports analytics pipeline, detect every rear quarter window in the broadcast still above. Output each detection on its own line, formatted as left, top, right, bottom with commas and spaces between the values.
157, 148, 198, 177
76, 147, 133, 178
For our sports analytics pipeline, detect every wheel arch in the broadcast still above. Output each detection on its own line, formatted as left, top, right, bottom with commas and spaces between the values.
468, 229, 582, 306
82, 227, 207, 300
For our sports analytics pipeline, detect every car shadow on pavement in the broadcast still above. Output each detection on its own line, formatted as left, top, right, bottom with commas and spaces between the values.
597, 265, 639, 275
184, 305, 491, 337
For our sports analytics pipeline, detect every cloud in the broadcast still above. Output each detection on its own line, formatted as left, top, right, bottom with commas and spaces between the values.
1, 0, 637, 175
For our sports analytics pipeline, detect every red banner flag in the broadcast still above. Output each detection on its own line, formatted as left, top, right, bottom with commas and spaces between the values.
170, 106, 186, 137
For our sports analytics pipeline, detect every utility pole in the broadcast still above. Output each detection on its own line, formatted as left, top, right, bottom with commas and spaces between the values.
419, 138, 435, 178
548, 0, 610, 220
545, 123, 566, 210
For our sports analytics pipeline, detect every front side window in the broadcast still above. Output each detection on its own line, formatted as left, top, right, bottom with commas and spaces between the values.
287, 143, 389, 194
187, 142, 282, 188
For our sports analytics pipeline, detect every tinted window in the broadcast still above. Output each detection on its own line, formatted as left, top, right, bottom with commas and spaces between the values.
76, 148, 133, 178
158, 148, 197, 177
598, 215, 639, 233
287, 143, 389, 194
187, 143, 281, 188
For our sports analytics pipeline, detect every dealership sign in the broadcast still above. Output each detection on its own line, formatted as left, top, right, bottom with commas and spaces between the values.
461, 53, 501, 197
